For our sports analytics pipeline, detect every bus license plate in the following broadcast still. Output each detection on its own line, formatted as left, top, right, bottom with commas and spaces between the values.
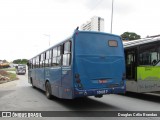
97, 90, 108, 94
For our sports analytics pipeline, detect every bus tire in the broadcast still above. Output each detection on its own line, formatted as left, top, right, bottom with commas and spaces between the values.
45, 81, 52, 99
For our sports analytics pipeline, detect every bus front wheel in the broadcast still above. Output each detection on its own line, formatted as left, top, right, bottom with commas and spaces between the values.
45, 81, 52, 99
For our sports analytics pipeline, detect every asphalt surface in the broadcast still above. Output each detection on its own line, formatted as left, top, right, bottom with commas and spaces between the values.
0, 74, 160, 120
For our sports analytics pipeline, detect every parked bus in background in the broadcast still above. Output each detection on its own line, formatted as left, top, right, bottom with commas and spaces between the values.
28, 29, 126, 99
16, 64, 26, 75
124, 36, 160, 93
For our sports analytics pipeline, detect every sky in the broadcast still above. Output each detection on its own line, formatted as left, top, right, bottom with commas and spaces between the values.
0, 0, 160, 61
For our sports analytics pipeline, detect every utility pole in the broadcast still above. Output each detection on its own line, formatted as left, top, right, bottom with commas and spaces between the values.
110, 0, 114, 33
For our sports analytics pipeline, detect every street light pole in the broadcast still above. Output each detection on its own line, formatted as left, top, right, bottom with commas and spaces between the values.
110, 0, 114, 33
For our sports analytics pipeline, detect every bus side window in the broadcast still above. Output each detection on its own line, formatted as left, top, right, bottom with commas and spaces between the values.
52, 47, 57, 66
57, 46, 61, 66
36, 55, 40, 68
40, 53, 44, 68
45, 51, 50, 67
62, 41, 71, 66
49, 49, 52, 66
31, 59, 33, 69
33, 58, 36, 68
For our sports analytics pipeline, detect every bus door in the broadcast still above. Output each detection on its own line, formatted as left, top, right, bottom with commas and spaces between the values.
61, 41, 72, 98
33, 58, 39, 87
50, 46, 63, 97
125, 49, 137, 80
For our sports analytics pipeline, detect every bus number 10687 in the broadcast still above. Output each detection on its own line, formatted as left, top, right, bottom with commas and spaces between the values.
97, 90, 108, 94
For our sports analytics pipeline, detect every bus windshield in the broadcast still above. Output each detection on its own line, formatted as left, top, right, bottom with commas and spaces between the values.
75, 32, 123, 56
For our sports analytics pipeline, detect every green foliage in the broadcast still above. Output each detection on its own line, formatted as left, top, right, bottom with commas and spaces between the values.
13, 59, 28, 64
7, 72, 18, 81
1, 68, 16, 71
121, 32, 141, 40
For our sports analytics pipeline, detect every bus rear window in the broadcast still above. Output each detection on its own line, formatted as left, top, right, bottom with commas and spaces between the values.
108, 40, 118, 47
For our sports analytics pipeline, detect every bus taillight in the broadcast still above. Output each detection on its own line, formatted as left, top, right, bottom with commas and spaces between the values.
75, 73, 81, 83
75, 73, 83, 89
75, 73, 80, 78
76, 79, 81, 83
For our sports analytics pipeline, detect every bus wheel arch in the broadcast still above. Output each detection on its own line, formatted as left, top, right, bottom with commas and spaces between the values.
45, 80, 52, 99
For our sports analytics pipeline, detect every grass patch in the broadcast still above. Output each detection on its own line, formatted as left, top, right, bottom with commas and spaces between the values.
0, 70, 18, 84
6, 72, 18, 81
0, 68, 16, 72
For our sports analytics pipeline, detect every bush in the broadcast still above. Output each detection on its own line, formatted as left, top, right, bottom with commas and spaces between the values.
0, 70, 18, 82
0, 70, 9, 76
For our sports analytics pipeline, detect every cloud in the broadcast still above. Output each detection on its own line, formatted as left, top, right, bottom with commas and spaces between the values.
85, 0, 135, 15
85, 0, 110, 10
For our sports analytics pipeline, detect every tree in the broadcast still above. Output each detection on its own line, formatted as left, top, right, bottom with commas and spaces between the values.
21, 59, 28, 64
13, 59, 28, 64
121, 32, 141, 41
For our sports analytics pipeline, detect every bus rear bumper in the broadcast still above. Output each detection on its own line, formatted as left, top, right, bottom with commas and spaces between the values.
74, 87, 126, 98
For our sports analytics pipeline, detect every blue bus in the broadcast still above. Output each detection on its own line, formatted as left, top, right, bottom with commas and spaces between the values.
28, 29, 126, 99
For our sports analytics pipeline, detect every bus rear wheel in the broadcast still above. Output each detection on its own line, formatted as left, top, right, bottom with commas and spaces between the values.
45, 81, 52, 99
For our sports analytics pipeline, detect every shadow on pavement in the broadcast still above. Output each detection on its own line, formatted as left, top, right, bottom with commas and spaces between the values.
32, 86, 122, 111
122, 92, 160, 103
52, 97, 121, 111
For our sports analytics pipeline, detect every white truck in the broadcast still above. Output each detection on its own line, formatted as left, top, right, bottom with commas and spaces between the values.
16, 64, 26, 75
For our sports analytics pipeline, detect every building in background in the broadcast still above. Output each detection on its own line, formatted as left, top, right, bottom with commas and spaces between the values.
81, 16, 104, 32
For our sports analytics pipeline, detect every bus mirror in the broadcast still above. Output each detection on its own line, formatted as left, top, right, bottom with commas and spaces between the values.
152, 60, 157, 66
27, 62, 29, 67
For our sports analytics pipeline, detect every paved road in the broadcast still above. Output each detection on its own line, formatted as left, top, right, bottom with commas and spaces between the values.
0, 75, 160, 120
